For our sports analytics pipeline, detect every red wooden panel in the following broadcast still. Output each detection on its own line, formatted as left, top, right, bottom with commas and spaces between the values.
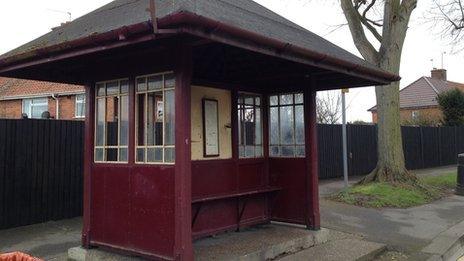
192, 160, 236, 197
238, 160, 266, 190
89, 165, 176, 259
129, 166, 175, 257
192, 200, 237, 237
269, 158, 306, 224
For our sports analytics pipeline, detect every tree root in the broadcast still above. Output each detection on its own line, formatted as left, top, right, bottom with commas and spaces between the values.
358, 166, 419, 186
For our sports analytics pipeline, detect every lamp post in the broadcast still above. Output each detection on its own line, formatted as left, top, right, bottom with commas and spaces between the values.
342, 88, 349, 189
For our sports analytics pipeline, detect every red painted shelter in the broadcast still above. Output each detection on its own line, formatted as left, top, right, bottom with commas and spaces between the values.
0, 0, 399, 260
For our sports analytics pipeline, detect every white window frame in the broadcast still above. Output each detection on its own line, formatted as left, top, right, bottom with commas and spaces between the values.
75, 94, 86, 118
269, 92, 306, 158
411, 110, 420, 120
94, 79, 129, 164
135, 71, 176, 165
238, 92, 263, 159
22, 97, 48, 119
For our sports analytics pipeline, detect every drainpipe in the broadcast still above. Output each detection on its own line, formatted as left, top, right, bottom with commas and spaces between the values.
51, 94, 59, 119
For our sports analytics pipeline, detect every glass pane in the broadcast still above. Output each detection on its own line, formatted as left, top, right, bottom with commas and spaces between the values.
106, 81, 119, 95
165, 74, 175, 88
280, 106, 294, 145
120, 80, 129, 94
147, 92, 163, 146
96, 98, 105, 146
280, 94, 293, 105
255, 146, 263, 157
165, 148, 175, 163
245, 97, 254, 105
281, 146, 295, 157
32, 104, 48, 119
97, 83, 105, 96
22, 99, 32, 117
137, 78, 147, 92
239, 146, 245, 158
165, 90, 175, 145
136, 148, 145, 162
296, 146, 305, 157
295, 93, 304, 104
245, 146, 255, 158
255, 97, 261, 106
137, 94, 145, 146
270, 107, 279, 145
147, 148, 163, 163
295, 105, 305, 144
148, 75, 163, 90
106, 97, 118, 146
95, 148, 104, 162
270, 96, 278, 106
119, 148, 128, 162
238, 97, 244, 105
120, 96, 129, 146
270, 146, 280, 157
244, 107, 255, 146
255, 108, 262, 145
238, 108, 242, 146
106, 148, 118, 162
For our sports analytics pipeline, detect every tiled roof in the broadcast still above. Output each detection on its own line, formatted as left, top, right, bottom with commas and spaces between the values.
0, 0, 394, 81
369, 77, 464, 111
0, 77, 83, 100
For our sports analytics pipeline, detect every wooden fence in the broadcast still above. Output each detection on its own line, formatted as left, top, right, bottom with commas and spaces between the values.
318, 124, 464, 179
0, 119, 462, 229
0, 119, 84, 230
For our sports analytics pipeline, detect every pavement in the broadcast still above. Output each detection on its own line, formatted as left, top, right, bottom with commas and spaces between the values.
320, 165, 464, 259
0, 217, 81, 260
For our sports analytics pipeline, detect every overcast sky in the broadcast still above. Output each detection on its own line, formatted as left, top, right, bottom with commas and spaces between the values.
1, 0, 463, 122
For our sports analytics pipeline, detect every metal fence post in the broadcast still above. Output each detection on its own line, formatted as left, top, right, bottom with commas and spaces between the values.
457, 154, 464, 196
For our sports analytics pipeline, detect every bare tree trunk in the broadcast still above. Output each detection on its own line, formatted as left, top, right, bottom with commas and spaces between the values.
340, 0, 419, 185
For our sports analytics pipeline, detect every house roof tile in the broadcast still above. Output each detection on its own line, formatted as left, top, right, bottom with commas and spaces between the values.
369, 76, 464, 111
0, 77, 84, 100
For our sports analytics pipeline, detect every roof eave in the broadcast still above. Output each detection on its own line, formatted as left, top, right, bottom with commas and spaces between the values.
0, 11, 400, 85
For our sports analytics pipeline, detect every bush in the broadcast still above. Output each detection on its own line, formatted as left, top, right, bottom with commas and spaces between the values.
437, 88, 464, 126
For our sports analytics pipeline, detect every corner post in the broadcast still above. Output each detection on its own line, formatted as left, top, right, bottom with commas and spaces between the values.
174, 45, 193, 260
82, 83, 95, 247
304, 82, 320, 230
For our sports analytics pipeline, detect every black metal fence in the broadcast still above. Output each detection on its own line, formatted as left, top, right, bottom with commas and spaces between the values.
0, 119, 84, 229
318, 124, 464, 179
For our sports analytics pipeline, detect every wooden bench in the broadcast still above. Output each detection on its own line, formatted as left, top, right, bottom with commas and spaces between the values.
191, 187, 281, 230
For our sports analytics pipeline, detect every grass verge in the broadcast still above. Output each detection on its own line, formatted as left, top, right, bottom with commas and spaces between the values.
332, 172, 456, 208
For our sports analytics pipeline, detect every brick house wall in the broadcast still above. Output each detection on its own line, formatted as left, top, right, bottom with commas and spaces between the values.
371, 106, 443, 125
0, 94, 85, 120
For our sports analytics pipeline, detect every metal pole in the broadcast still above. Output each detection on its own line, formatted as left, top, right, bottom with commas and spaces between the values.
342, 89, 349, 188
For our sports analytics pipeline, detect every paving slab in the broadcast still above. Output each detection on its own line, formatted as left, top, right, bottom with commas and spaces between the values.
277, 238, 386, 261
194, 224, 329, 261
422, 219, 464, 261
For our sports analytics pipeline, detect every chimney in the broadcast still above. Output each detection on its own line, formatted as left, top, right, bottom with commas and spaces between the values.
431, 68, 447, 81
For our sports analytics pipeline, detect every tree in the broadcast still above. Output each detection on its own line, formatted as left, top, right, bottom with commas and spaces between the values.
437, 88, 464, 125
340, 0, 418, 184
316, 91, 342, 124
429, 0, 464, 49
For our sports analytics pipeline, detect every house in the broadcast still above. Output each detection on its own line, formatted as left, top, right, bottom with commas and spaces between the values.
0, 0, 399, 260
0, 77, 85, 119
369, 69, 464, 125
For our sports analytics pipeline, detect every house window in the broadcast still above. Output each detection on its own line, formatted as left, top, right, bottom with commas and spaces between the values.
412, 111, 419, 120
22, 97, 48, 119
136, 72, 175, 164
269, 93, 305, 157
94, 79, 129, 163
238, 93, 263, 158
75, 94, 86, 118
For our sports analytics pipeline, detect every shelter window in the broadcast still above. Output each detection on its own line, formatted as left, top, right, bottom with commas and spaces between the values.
238, 93, 263, 158
94, 79, 129, 163
269, 93, 305, 157
75, 94, 86, 118
22, 97, 48, 119
136, 72, 175, 164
